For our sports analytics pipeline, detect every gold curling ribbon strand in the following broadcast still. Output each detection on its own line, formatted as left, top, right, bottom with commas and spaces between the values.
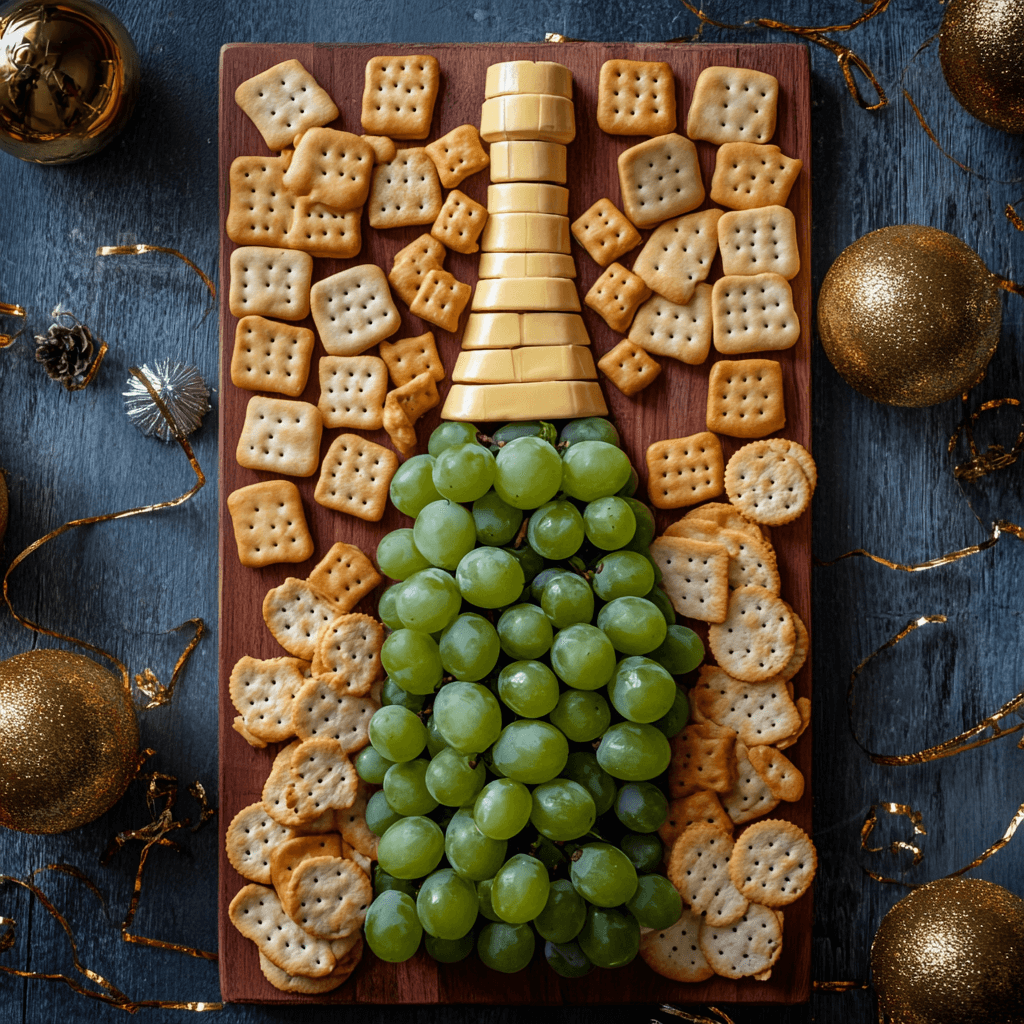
1007, 204, 1024, 232
816, 522, 1008, 571
944, 798, 1024, 877
134, 619, 206, 710
949, 398, 1023, 482
0, 300, 26, 349
861, 802, 928, 859
96, 245, 216, 305
814, 980, 871, 992
658, 1005, 736, 1024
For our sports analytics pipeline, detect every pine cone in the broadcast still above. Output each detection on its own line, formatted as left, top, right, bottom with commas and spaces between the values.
34, 322, 97, 385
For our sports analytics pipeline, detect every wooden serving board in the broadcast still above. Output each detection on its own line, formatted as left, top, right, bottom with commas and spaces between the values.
218, 41, 811, 1006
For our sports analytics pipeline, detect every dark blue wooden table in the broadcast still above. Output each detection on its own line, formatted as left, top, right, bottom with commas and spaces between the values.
0, 2, 1021, 1021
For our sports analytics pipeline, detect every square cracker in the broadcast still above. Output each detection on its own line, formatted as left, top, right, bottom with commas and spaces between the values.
650, 534, 730, 623
317, 355, 388, 430
387, 372, 440, 425
632, 208, 723, 305
718, 206, 799, 280
283, 129, 374, 210
617, 133, 704, 229
235, 395, 323, 478
368, 148, 443, 228
598, 59, 677, 136
659, 790, 734, 850
425, 124, 490, 188
379, 331, 445, 387
410, 268, 471, 334
234, 59, 339, 151
686, 66, 779, 145
283, 197, 362, 259
570, 198, 641, 268
710, 142, 803, 211
226, 155, 296, 248
669, 721, 738, 797
646, 431, 724, 510
311, 613, 385, 696
307, 542, 382, 610
361, 54, 439, 139
314, 434, 398, 521
229, 656, 308, 744
712, 274, 800, 355
584, 262, 651, 333
388, 234, 446, 306
706, 358, 786, 438
231, 315, 314, 397
430, 189, 488, 255
229, 246, 312, 321
628, 286, 712, 366
692, 664, 802, 746
263, 577, 340, 661
291, 677, 377, 749
311, 264, 401, 356
597, 339, 661, 397
226, 480, 313, 568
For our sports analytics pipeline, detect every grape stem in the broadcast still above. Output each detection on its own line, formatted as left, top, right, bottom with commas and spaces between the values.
476, 431, 501, 447
512, 518, 529, 549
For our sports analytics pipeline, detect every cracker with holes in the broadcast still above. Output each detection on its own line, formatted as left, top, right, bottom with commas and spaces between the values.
639, 906, 713, 983
311, 264, 401, 357
645, 432, 724, 510
317, 355, 388, 431
343, 841, 373, 879
778, 602, 808, 680
706, 358, 786, 438
778, 696, 811, 751
668, 822, 749, 926
282, 129, 374, 210
379, 331, 445, 388
231, 315, 314, 397
232, 717, 267, 749
261, 741, 335, 831
382, 396, 418, 457
722, 740, 780, 824
700, 900, 784, 978
633, 208, 723, 305
259, 951, 348, 994
718, 206, 799, 281
687, 66, 779, 146
229, 655, 308, 744
430, 189, 488, 255
762, 436, 817, 489
692, 664, 801, 746
668, 721, 738, 797
410, 268, 471, 333
711, 142, 803, 211
227, 480, 314, 569
729, 818, 817, 906
226, 155, 295, 247
292, 677, 376, 749
664, 519, 741, 558
659, 791, 734, 850
747, 744, 804, 803
235, 396, 323, 478
389, 234, 446, 306
368, 147, 443, 228
585, 262, 651, 333
361, 54, 439, 139
311, 613, 385, 696
597, 339, 661, 397
387, 371, 440, 426
650, 535, 729, 623
724, 438, 816, 526
235, 59, 339, 152
617, 133, 704, 229
628, 286, 712, 366
707, 585, 796, 682
314, 434, 398, 521
337, 787, 379, 860
598, 59, 677, 136
287, 737, 359, 819
284, 198, 362, 259
712, 274, 800, 355
362, 135, 396, 164
684, 501, 765, 541
307, 542, 382, 611
225, 803, 297, 885
730, 532, 781, 593
269, 834, 345, 896
425, 124, 490, 188
262, 578, 339, 661
282, 856, 372, 940
570, 197, 641, 267
229, 246, 312, 321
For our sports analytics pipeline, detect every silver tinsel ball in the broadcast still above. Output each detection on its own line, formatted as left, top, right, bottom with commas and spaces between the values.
123, 361, 211, 442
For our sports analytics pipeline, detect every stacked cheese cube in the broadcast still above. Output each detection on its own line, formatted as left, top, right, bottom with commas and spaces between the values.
441, 61, 608, 422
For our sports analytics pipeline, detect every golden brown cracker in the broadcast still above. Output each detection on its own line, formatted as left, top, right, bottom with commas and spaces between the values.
310, 613, 385, 697
235, 59, 339, 151
646, 432, 725, 510
235, 395, 323, 478
632, 208, 723, 305
686, 66, 779, 146
317, 355, 388, 431
409, 268, 471, 333
231, 315, 314, 398
597, 338, 661, 397
314, 434, 398, 521
227, 480, 314, 569
307, 542, 382, 611
650, 535, 730, 624
706, 358, 786, 438
584, 261, 651, 333
710, 142, 802, 211
379, 331, 445, 388
425, 124, 490, 188
570, 197, 642, 267
597, 59, 676, 136
283, 128, 374, 210
728, 818, 817, 906
361, 55, 439, 139
724, 438, 815, 525
691, 663, 802, 746
707, 585, 796, 682
617, 133, 704, 228
368, 147, 443, 227
667, 822, 749, 926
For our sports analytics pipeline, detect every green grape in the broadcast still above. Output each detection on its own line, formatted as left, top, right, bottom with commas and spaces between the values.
570, 843, 638, 907
445, 807, 508, 880
432, 442, 497, 503
384, 759, 438, 816
413, 500, 477, 570
598, 596, 667, 655
620, 832, 664, 873
491, 854, 549, 924
534, 878, 588, 943
596, 721, 672, 781
378, 583, 405, 630
477, 921, 535, 973
473, 778, 533, 840
583, 496, 636, 550
591, 551, 655, 601
490, 720, 568, 784
544, 939, 593, 978
381, 629, 443, 695
425, 747, 486, 807
540, 573, 594, 629
455, 547, 525, 609
560, 441, 632, 502
530, 779, 596, 841
530, 567, 566, 602
614, 781, 669, 833
621, 498, 656, 551
477, 879, 501, 921
439, 614, 501, 681
497, 604, 553, 661
497, 660, 560, 718
472, 490, 523, 546
493, 420, 557, 447
577, 905, 640, 969
626, 874, 683, 930
382, 676, 426, 711
395, 569, 461, 633
562, 751, 617, 816
608, 656, 677, 723
364, 890, 422, 962
549, 622, 616, 690
366, 789, 404, 837
559, 417, 620, 448
493, 435, 564, 510
548, 689, 610, 742
373, 865, 417, 898
426, 713, 447, 757
644, 584, 677, 626
355, 745, 395, 785
376, 528, 431, 580
432, 681, 503, 754
503, 543, 545, 585
416, 867, 478, 939
428, 420, 480, 457
527, 500, 585, 560
650, 623, 705, 675
653, 685, 690, 738
369, 705, 427, 762
390, 454, 442, 517
377, 815, 445, 879
616, 465, 639, 498
424, 932, 475, 963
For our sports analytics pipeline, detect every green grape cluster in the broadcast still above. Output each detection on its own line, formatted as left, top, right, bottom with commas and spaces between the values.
362, 417, 705, 976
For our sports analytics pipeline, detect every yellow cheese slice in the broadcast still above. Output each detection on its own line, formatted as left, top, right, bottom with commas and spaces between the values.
478, 252, 576, 279
472, 277, 581, 312
487, 183, 569, 215
480, 95, 576, 145
462, 312, 591, 349
485, 61, 573, 100
489, 141, 567, 183
442, 381, 608, 422
453, 346, 598, 383
480, 213, 571, 254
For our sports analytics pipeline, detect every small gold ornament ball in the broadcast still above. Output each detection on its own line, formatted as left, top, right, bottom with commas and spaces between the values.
0, 649, 139, 833
817, 225, 1002, 407
940, 0, 1024, 134
871, 877, 1024, 1024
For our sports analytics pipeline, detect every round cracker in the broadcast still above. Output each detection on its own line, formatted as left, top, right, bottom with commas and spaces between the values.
639, 907, 713, 982
667, 822, 748, 927
707, 585, 796, 682
261, 741, 336, 832
699, 900, 783, 979
259, 951, 350, 993
225, 802, 297, 885
291, 676, 376, 751
761, 436, 817, 489
729, 534, 781, 594
724, 441, 814, 526
683, 500, 764, 541
282, 855, 373, 940
729, 818, 817, 907
778, 603, 808, 681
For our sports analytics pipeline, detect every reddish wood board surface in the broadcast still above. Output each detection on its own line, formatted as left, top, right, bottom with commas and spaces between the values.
218, 40, 812, 1006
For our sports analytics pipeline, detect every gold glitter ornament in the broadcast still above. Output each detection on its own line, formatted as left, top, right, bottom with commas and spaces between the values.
871, 877, 1024, 1024
0, 649, 139, 833
939, 0, 1024, 134
817, 225, 1004, 407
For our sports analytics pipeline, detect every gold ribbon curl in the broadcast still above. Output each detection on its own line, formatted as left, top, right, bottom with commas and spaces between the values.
949, 398, 1023, 482
658, 1005, 736, 1024
0, 301, 26, 349
96, 245, 216, 312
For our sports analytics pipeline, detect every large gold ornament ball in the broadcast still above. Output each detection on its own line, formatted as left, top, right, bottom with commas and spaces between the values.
940, 0, 1024, 134
871, 877, 1024, 1024
0, 0, 140, 164
0, 649, 139, 833
817, 225, 1002, 407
